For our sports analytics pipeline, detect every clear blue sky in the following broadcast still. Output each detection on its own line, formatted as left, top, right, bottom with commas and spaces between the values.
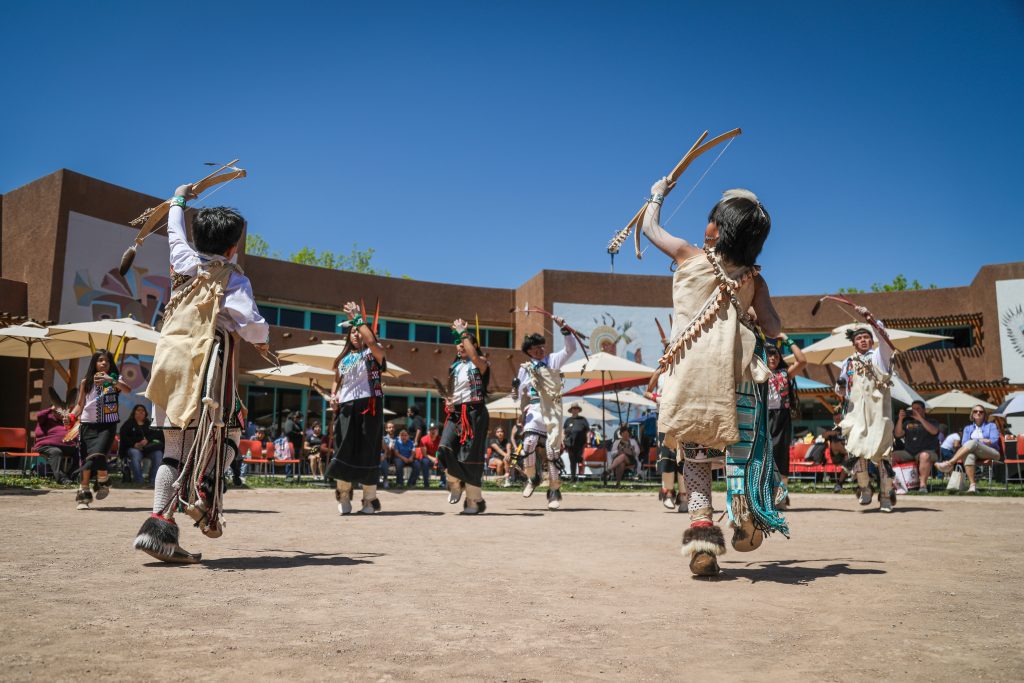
2, 1, 1022, 294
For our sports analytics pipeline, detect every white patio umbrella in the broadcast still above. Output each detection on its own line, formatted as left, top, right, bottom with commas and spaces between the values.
796, 324, 952, 366
993, 392, 1024, 418
484, 396, 608, 424
0, 323, 92, 433
247, 363, 334, 388
560, 352, 656, 430
926, 390, 997, 415
278, 340, 410, 378
48, 317, 161, 357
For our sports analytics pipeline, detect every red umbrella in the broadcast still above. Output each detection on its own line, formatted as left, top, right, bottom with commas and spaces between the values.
563, 376, 649, 396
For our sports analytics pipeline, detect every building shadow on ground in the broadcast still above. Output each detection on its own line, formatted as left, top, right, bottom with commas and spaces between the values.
715, 558, 886, 585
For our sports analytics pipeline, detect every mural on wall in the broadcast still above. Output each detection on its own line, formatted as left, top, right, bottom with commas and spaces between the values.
997, 279, 1024, 384
552, 302, 673, 368
58, 212, 173, 413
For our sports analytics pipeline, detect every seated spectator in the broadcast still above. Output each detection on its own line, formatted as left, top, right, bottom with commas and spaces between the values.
892, 400, 940, 494
392, 429, 418, 487
603, 425, 640, 487
119, 404, 164, 486
305, 420, 325, 480
381, 421, 398, 488
282, 410, 304, 468
33, 405, 77, 484
586, 429, 603, 448
939, 432, 961, 463
488, 426, 512, 487
253, 427, 269, 446
272, 434, 296, 479
821, 410, 852, 493
419, 423, 443, 489
936, 405, 1003, 493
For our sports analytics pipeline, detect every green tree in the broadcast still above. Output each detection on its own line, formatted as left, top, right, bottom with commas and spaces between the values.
246, 232, 270, 257
841, 274, 937, 294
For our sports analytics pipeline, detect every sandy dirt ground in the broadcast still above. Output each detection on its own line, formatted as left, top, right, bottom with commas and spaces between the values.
1, 486, 1022, 682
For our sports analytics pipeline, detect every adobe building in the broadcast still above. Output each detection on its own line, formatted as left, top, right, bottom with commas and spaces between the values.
2, 169, 1023, 434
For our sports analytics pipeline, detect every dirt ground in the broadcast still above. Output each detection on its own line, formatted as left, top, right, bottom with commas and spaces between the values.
1, 487, 1021, 682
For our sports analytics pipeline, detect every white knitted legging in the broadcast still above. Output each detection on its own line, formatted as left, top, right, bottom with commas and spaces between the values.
684, 460, 713, 515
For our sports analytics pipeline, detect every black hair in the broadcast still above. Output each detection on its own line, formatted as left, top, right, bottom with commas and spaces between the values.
131, 403, 149, 420
618, 424, 631, 435
708, 194, 771, 267
83, 349, 118, 387
193, 206, 245, 256
845, 327, 873, 343
521, 333, 546, 353
333, 323, 381, 369
408, 405, 420, 416
455, 333, 483, 360
911, 399, 926, 409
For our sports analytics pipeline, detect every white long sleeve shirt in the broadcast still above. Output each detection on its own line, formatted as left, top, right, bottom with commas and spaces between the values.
837, 320, 893, 396
515, 331, 577, 434
167, 205, 269, 345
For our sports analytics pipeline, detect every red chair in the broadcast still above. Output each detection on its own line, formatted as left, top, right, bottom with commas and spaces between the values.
0, 427, 41, 475
240, 440, 268, 480
1000, 435, 1024, 490
582, 447, 608, 478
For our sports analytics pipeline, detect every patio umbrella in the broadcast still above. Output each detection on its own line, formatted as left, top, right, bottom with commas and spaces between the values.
48, 317, 161, 358
926, 390, 997, 415
993, 392, 1024, 418
563, 376, 649, 396
560, 352, 656, 430
0, 323, 92, 434
277, 340, 410, 378
795, 323, 951, 366
484, 396, 607, 424
247, 363, 335, 388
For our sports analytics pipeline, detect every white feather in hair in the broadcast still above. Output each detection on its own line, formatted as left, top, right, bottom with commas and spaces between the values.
721, 188, 759, 204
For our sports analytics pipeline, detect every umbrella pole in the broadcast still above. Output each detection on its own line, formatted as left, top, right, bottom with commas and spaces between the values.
24, 339, 34, 449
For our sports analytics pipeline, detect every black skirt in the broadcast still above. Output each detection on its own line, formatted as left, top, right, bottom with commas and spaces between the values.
80, 422, 117, 458
326, 397, 384, 486
767, 407, 792, 476
438, 402, 489, 487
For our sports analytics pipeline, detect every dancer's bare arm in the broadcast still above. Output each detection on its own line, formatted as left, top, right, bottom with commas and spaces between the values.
640, 177, 703, 265
750, 274, 781, 338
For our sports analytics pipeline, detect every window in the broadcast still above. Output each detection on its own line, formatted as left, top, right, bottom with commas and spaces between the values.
787, 333, 828, 349
309, 311, 337, 333
257, 305, 279, 325
383, 320, 410, 341
912, 326, 973, 351
414, 323, 440, 344
278, 308, 305, 329
485, 329, 511, 348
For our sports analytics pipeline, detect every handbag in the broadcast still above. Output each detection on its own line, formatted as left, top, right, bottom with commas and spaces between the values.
946, 465, 969, 492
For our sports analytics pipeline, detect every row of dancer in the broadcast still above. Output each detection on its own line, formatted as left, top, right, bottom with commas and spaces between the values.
323, 306, 580, 515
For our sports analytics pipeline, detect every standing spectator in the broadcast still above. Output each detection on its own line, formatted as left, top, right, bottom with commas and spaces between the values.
305, 421, 325, 480
33, 405, 77, 484
392, 429, 417, 487
488, 426, 512, 487
562, 404, 589, 482
283, 411, 304, 473
893, 400, 940, 494
119, 404, 164, 486
936, 405, 1003, 493
406, 405, 426, 447
381, 421, 398, 488
419, 423, 444, 489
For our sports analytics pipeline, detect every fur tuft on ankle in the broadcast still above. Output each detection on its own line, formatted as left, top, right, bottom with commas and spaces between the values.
681, 524, 726, 558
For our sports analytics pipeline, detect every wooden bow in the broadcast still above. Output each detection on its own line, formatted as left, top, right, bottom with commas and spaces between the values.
509, 302, 591, 361
118, 159, 247, 275
608, 128, 742, 259
811, 294, 895, 351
